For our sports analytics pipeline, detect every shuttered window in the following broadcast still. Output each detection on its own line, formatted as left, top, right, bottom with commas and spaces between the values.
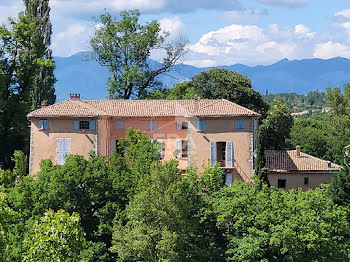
115, 121, 124, 130
39, 120, 49, 130
197, 121, 207, 132
235, 120, 245, 130
176, 121, 188, 130
73, 120, 96, 130
57, 138, 70, 165
149, 121, 158, 131
225, 173, 233, 187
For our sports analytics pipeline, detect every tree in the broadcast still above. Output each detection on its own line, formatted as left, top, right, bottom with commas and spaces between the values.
288, 119, 327, 160
255, 100, 293, 183
23, 209, 90, 261
111, 161, 224, 261
209, 182, 350, 261
89, 10, 187, 99
0, 5, 55, 169
149, 68, 269, 116
23, 0, 56, 110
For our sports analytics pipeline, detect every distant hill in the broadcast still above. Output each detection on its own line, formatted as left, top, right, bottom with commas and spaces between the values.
54, 52, 350, 101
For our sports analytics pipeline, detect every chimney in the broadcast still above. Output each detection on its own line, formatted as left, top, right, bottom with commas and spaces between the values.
194, 94, 200, 111
327, 161, 332, 168
41, 100, 47, 108
296, 145, 301, 157
70, 93, 80, 100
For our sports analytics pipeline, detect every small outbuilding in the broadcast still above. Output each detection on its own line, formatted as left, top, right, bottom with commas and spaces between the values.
265, 146, 341, 190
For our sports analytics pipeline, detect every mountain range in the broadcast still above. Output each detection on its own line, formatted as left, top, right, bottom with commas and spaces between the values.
54, 52, 350, 101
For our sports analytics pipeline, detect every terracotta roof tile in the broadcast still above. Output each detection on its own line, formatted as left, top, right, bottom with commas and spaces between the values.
265, 150, 341, 173
28, 99, 261, 118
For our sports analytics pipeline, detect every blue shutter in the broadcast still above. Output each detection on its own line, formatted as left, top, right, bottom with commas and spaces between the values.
176, 122, 182, 130
73, 120, 79, 130
89, 120, 96, 130
210, 141, 216, 166
39, 120, 44, 130
44, 120, 49, 130
198, 121, 207, 131
226, 141, 233, 168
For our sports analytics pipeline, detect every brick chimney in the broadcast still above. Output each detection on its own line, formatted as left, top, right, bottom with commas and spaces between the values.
296, 145, 301, 157
41, 100, 47, 108
70, 94, 80, 100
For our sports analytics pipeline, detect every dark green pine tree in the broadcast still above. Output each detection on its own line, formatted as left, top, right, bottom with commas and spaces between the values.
23, 0, 56, 110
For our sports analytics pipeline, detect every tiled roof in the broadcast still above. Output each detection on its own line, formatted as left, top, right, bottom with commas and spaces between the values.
265, 150, 341, 173
28, 99, 261, 118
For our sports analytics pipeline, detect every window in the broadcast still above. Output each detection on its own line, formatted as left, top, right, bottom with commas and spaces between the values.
197, 121, 207, 132
210, 141, 233, 167
181, 141, 188, 158
149, 121, 158, 131
176, 121, 188, 130
73, 120, 96, 130
225, 173, 233, 187
176, 139, 188, 158
278, 179, 286, 188
235, 120, 245, 130
39, 120, 49, 130
115, 121, 124, 130
216, 142, 226, 167
304, 177, 309, 185
57, 138, 70, 165
79, 121, 90, 130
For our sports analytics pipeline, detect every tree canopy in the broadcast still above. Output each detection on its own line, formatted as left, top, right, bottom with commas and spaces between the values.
90, 10, 187, 99
149, 68, 269, 116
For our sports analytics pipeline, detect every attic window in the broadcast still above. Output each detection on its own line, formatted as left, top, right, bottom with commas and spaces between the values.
79, 121, 90, 130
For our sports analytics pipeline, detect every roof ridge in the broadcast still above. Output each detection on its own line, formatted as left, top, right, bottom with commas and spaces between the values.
221, 99, 260, 116
78, 100, 109, 116
190, 99, 225, 114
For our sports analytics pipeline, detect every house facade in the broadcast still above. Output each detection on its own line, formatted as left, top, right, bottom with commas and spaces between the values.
27, 94, 260, 185
266, 146, 341, 190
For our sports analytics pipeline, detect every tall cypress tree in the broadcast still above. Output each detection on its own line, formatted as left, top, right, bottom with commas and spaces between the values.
23, 0, 56, 110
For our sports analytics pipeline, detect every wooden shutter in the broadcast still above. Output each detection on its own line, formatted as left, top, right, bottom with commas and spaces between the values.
225, 173, 233, 187
210, 141, 216, 166
73, 121, 79, 130
115, 121, 124, 130
44, 120, 49, 130
176, 122, 182, 130
89, 120, 96, 130
176, 139, 181, 158
197, 121, 207, 131
226, 141, 233, 168
39, 120, 44, 130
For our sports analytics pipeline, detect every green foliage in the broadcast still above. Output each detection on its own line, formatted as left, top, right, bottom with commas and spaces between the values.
264, 91, 326, 115
89, 10, 186, 99
111, 161, 224, 261
255, 100, 293, 183
0, 151, 27, 188
23, 209, 89, 262
210, 182, 350, 261
0, 1, 55, 169
149, 68, 269, 116
288, 119, 327, 159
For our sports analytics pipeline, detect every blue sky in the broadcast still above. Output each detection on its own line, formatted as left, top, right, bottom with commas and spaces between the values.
2, 0, 350, 67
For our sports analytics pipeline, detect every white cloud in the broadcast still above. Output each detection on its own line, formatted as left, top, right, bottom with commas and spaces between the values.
221, 9, 268, 23
50, 0, 242, 20
51, 23, 92, 57
314, 41, 350, 59
185, 59, 216, 67
255, 0, 308, 7
159, 16, 186, 40
185, 23, 318, 67
334, 9, 350, 22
